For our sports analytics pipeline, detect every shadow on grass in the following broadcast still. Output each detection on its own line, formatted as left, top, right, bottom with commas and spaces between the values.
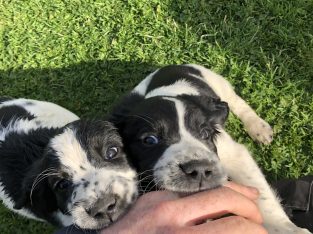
0, 60, 157, 118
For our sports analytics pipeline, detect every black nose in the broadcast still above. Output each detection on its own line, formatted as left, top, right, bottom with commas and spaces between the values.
85, 196, 118, 219
179, 160, 213, 180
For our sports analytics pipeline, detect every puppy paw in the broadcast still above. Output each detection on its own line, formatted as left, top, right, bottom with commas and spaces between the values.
244, 116, 273, 145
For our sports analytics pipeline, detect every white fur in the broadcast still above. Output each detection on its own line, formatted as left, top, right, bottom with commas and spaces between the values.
0, 99, 79, 142
131, 64, 273, 144
153, 97, 227, 191
164, 97, 213, 152
181, 64, 309, 233
50, 128, 137, 191
50, 128, 137, 229
215, 129, 310, 233
0, 119, 39, 141
145, 80, 199, 99
0, 99, 137, 229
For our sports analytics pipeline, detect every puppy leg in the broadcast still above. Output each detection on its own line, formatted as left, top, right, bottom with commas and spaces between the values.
187, 64, 273, 144
215, 129, 311, 234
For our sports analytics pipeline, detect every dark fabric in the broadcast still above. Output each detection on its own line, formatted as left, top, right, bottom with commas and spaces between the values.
54, 226, 98, 234
272, 175, 313, 232
54, 176, 313, 234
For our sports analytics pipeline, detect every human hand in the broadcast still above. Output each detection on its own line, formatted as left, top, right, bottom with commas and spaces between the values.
100, 182, 267, 234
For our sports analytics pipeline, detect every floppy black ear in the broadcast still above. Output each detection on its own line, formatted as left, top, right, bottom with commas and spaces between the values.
108, 92, 144, 128
208, 98, 229, 126
185, 95, 229, 126
13, 158, 48, 210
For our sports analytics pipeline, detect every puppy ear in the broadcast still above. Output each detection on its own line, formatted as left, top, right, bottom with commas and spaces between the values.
209, 99, 229, 126
108, 92, 144, 128
13, 159, 47, 210
191, 96, 229, 126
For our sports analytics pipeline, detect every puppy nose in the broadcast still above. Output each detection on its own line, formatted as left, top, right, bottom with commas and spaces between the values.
179, 160, 213, 180
85, 196, 118, 219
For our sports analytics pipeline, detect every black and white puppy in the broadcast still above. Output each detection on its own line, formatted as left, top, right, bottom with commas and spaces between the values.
109, 64, 311, 234
0, 98, 138, 229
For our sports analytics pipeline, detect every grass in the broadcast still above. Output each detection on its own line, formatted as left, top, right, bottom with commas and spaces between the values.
0, 0, 312, 233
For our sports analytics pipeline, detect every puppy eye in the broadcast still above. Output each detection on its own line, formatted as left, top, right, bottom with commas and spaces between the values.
105, 146, 119, 160
55, 179, 72, 191
142, 135, 159, 145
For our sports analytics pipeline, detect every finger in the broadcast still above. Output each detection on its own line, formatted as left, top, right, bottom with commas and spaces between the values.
180, 216, 268, 234
224, 181, 259, 201
171, 187, 263, 225
136, 191, 178, 208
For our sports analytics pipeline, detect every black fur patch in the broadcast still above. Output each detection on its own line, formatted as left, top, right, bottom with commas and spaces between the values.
146, 65, 219, 99
0, 105, 35, 127
114, 98, 180, 172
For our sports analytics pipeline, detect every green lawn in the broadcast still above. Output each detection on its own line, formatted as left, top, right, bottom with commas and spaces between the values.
0, 0, 312, 233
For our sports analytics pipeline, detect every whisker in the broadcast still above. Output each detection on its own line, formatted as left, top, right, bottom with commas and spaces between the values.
137, 168, 155, 176
142, 178, 162, 193
31, 171, 58, 191
137, 174, 154, 183
127, 114, 155, 128
30, 167, 59, 205
142, 178, 158, 194
30, 172, 59, 204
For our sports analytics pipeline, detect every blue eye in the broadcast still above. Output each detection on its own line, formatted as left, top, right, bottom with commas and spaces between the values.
105, 147, 118, 160
142, 135, 159, 145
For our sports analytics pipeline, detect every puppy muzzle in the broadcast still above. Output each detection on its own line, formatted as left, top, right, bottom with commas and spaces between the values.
154, 150, 227, 193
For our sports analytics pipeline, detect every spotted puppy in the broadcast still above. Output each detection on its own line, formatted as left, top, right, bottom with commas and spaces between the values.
0, 98, 138, 229
109, 65, 311, 234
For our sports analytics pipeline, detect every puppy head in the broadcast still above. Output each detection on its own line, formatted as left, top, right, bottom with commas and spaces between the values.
116, 95, 228, 193
17, 120, 138, 229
